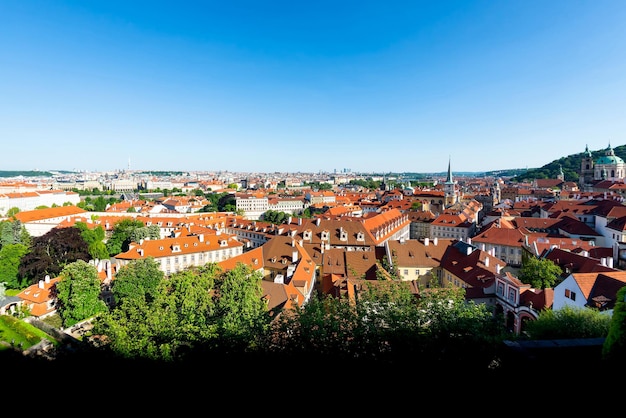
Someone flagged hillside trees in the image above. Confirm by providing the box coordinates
[92,262,268,362]
[267,284,504,367]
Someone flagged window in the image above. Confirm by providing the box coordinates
[508,289,516,303]
[497,282,504,297]
[565,289,577,301]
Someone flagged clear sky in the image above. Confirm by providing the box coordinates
[2,1,626,174]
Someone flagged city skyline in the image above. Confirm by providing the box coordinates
[2,1,626,173]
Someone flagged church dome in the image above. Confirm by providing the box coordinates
[595,145,624,165]
[596,154,624,164]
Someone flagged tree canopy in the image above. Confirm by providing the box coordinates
[105,218,147,256]
[55,260,108,328]
[518,256,563,289]
[18,227,90,286]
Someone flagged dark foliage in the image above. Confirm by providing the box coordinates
[18,227,90,285]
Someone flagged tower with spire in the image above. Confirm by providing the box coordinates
[443,157,458,208]
[579,144,595,188]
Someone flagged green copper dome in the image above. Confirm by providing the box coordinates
[596,144,624,165]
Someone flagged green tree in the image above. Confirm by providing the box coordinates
[55,260,108,328]
[525,305,611,339]
[111,257,164,307]
[602,285,626,366]
[518,256,563,289]
[75,222,108,261]
[0,243,29,288]
[0,219,30,248]
[129,224,160,243]
[106,218,146,256]
[93,196,109,212]
[94,264,220,361]
[215,263,270,351]
[6,207,20,218]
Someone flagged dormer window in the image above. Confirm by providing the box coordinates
[340,230,348,241]
[356,232,365,241]
[321,231,329,241]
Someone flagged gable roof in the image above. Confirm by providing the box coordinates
[14,206,86,223]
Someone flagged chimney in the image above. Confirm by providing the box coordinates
[433,237,438,246]
[608,256,614,268]
[424,237,429,246]
[199,234,204,242]
[298,218,302,225]
[293,250,298,263]
[467,237,472,245]
[45,274,50,283]
[484,257,489,267]
[496,264,501,274]
[466,246,472,255]
[38,280,44,289]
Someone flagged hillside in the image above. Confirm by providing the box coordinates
[511,144,626,183]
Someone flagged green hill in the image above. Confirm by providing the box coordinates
[511,144,626,183]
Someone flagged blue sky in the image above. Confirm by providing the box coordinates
[2,1,626,174]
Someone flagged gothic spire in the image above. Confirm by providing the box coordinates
[446,156,453,183]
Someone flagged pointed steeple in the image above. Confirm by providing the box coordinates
[446,156,453,183]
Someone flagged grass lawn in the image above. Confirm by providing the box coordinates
[0,315,58,352]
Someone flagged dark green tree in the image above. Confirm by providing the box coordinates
[602,285,626,366]
[18,227,90,285]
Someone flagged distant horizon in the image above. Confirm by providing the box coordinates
[0,167,532,177]
[3,2,625,172]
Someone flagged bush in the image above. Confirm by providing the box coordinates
[525,306,611,339]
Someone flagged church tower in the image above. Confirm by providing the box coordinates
[443,157,458,208]
[579,144,595,188]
